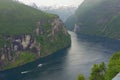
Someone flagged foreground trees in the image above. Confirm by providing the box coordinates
[105,51,120,80]
[78,74,85,80]
[89,62,106,80]
[78,51,120,80]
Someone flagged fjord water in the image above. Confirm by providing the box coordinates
[1,31,120,80]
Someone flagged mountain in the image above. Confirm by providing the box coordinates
[39,6,77,22]
[0,0,71,71]
[65,0,120,39]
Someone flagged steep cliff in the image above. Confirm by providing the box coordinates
[0,0,71,70]
[66,0,120,39]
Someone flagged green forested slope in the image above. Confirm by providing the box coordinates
[0,0,71,70]
[105,51,120,80]
[0,0,56,34]
[66,0,120,39]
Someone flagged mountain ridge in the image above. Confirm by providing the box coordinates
[65,0,120,39]
[0,0,71,71]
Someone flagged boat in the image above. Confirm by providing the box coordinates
[38,64,43,67]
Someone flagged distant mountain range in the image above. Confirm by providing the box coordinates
[38,6,77,22]
[29,2,77,22]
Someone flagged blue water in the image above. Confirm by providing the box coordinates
[1,31,120,80]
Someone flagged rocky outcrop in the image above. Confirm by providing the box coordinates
[0,17,70,71]
[0,34,40,63]
[0,0,71,71]
[51,18,68,36]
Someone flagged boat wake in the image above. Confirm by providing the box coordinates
[21,71,30,74]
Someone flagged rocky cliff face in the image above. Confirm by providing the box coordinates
[0,17,70,71]
[0,0,71,71]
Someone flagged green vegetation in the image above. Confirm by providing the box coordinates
[105,51,120,80]
[0,0,71,71]
[78,51,120,80]
[65,0,120,39]
[36,31,71,57]
[78,74,85,80]
[2,52,36,70]
[67,0,120,79]
[89,62,106,80]
[0,0,57,35]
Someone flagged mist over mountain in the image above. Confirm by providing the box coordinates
[38,6,77,22]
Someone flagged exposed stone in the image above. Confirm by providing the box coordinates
[21,35,31,49]
[14,45,18,51]
[1,54,5,60]
[51,18,68,36]
[0,17,70,71]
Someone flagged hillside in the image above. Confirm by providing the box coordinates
[65,0,120,39]
[0,0,71,71]
[0,0,56,34]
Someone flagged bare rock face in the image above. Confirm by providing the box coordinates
[0,34,41,63]
[35,21,44,35]
[51,18,68,36]
[12,35,35,51]
[21,35,31,49]
[35,17,69,37]
[1,54,5,60]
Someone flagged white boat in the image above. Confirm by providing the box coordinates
[38,64,43,67]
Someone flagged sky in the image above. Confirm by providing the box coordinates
[19,0,84,7]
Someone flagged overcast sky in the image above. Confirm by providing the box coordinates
[19,0,84,7]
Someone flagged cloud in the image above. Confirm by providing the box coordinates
[19,0,84,7]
